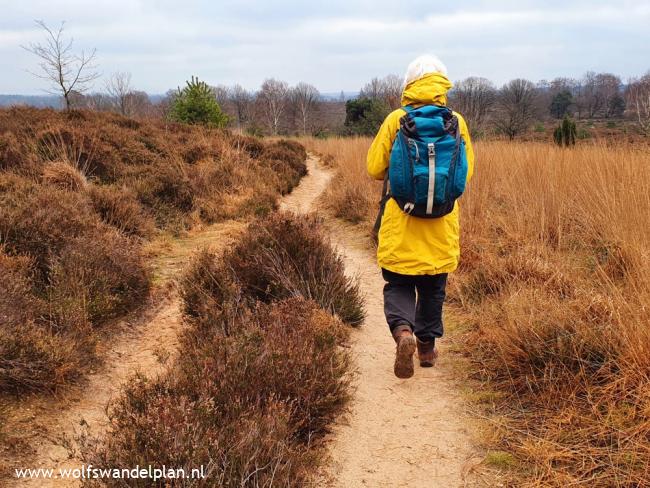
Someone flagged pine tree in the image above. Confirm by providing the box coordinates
[549,90,573,119]
[169,76,228,127]
[553,115,577,146]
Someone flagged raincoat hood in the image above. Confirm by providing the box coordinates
[401,72,453,107]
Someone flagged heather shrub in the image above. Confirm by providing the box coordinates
[82,298,350,487]
[0,250,43,328]
[226,212,365,325]
[0,249,95,393]
[0,131,30,171]
[1,108,308,232]
[260,143,308,195]
[263,142,308,175]
[0,320,95,394]
[230,133,265,158]
[84,384,308,488]
[0,173,98,280]
[88,184,154,237]
[41,160,88,191]
[179,248,243,337]
[47,231,150,327]
[0,107,308,398]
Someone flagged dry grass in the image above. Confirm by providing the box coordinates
[296,136,380,225]
[0,107,307,396]
[81,212,361,486]
[304,135,650,486]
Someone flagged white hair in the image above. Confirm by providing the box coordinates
[404,54,448,87]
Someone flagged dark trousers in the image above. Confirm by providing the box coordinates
[382,268,448,343]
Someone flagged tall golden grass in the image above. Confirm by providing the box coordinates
[296,136,382,226]
[302,135,650,486]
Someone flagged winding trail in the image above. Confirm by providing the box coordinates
[287,156,486,487]
[5,153,485,487]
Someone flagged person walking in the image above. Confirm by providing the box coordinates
[367,54,475,379]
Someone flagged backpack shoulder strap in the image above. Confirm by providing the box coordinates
[372,172,391,236]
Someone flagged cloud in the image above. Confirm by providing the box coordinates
[1,0,649,94]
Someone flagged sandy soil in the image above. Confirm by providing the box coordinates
[287,156,488,487]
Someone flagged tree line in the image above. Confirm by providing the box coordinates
[21,20,650,138]
[345,72,650,139]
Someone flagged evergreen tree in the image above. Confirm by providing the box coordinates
[343,98,389,135]
[169,76,228,127]
[553,115,577,146]
[607,94,626,118]
[549,90,573,119]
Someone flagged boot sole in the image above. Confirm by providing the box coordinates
[394,335,416,379]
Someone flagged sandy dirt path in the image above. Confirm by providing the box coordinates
[287,156,486,487]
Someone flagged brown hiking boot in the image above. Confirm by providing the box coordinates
[417,339,438,367]
[392,325,416,379]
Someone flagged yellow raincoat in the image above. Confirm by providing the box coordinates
[367,72,475,275]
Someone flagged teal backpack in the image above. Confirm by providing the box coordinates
[374,105,468,232]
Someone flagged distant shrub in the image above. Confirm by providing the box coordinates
[576,127,592,139]
[343,97,390,136]
[245,125,265,137]
[553,115,577,147]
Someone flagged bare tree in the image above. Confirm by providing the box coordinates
[626,73,650,136]
[449,77,496,134]
[22,20,99,110]
[380,74,402,109]
[494,79,538,140]
[228,84,252,128]
[106,72,133,116]
[125,91,153,118]
[360,74,402,109]
[211,84,230,110]
[577,72,622,118]
[258,78,289,135]
[291,82,320,135]
[360,77,382,99]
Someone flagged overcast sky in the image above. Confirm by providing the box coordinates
[1,0,649,95]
